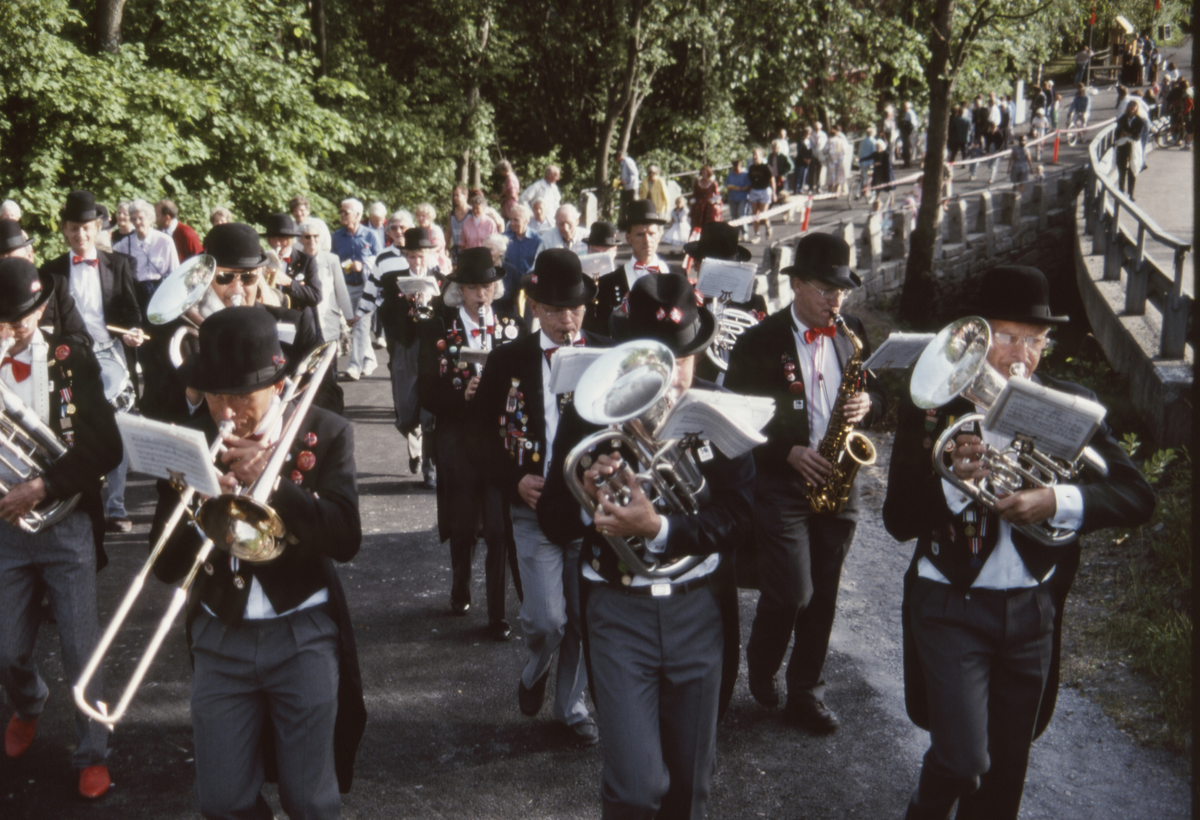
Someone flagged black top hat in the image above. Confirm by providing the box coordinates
[781,232,862,290]
[611,272,718,358]
[96,204,113,232]
[0,220,34,253]
[584,221,619,247]
[179,306,290,395]
[520,248,597,307]
[975,266,1069,326]
[683,222,752,263]
[403,227,436,250]
[61,190,100,223]
[618,199,668,232]
[261,213,302,237]
[204,223,270,269]
[446,247,503,285]
[0,258,53,324]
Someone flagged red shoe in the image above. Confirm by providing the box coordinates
[4,714,37,758]
[79,765,111,799]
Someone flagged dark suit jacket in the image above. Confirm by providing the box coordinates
[279,248,322,311]
[585,261,681,336]
[882,378,1154,740]
[171,222,205,262]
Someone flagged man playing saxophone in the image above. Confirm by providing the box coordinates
[725,232,885,733]
[149,307,365,820]
[0,258,122,799]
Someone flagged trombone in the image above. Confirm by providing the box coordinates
[73,340,338,728]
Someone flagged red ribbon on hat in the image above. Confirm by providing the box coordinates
[72,256,98,267]
[803,326,836,344]
[1,357,31,382]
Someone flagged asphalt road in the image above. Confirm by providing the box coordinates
[2,355,1191,819]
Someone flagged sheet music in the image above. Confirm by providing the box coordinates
[547,348,605,394]
[395,277,440,297]
[656,390,774,459]
[116,415,222,498]
[862,332,937,370]
[695,259,758,304]
[983,377,1107,461]
[578,252,617,278]
[457,348,488,367]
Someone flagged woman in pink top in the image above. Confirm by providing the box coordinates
[460,191,497,250]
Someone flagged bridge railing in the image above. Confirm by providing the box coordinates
[1085,123,1192,358]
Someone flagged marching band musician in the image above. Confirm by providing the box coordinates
[542,273,754,819]
[417,247,525,637]
[140,222,343,422]
[40,190,145,534]
[724,232,885,734]
[0,258,122,799]
[261,213,323,312]
[585,200,680,335]
[883,267,1154,820]
[149,307,366,820]
[473,249,608,745]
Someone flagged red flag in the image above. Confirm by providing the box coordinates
[1089,4,1096,25]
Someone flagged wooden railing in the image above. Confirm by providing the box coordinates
[1085,122,1192,358]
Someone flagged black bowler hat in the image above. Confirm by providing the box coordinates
[611,272,718,358]
[261,213,302,237]
[61,190,101,223]
[683,222,752,263]
[446,247,503,285]
[0,258,53,323]
[204,223,270,269]
[179,306,290,394]
[584,221,619,247]
[402,227,436,250]
[781,232,862,290]
[618,199,668,232]
[0,220,33,253]
[975,266,1069,325]
[520,248,597,307]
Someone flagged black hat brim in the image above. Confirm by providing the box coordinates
[260,228,303,237]
[446,268,504,285]
[618,216,668,232]
[980,310,1071,326]
[178,352,289,395]
[220,251,272,270]
[782,265,863,290]
[0,274,54,324]
[519,273,598,307]
[610,304,720,359]
[683,243,753,263]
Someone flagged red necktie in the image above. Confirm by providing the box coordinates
[803,326,836,344]
[2,357,31,382]
[72,256,98,267]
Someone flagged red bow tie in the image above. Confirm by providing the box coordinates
[72,256,98,267]
[470,327,494,338]
[2,356,31,382]
[543,338,585,364]
[633,262,657,272]
[803,326,836,344]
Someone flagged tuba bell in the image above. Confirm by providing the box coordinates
[705,294,758,372]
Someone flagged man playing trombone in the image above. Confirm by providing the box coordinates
[149,307,365,820]
[0,258,122,799]
[883,266,1155,819]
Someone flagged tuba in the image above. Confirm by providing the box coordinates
[805,315,877,514]
[148,254,218,368]
[0,337,81,532]
[563,340,707,579]
[910,317,1109,547]
[705,294,758,372]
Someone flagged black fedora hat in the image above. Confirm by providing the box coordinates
[781,232,862,290]
[611,272,718,358]
[261,213,302,237]
[403,227,436,250]
[446,247,503,285]
[618,199,668,232]
[0,220,33,253]
[520,248,597,307]
[204,223,270,269]
[584,221,619,247]
[0,258,54,323]
[975,265,1070,325]
[179,306,290,395]
[61,190,100,223]
[683,222,752,263]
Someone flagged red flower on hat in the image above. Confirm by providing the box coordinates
[304,432,318,447]
[30,280,41,294]
[290,470,304,485]
[272,355,286,366]
[656,307,666,321]
[55,345,70,361]
[297,451,316,471]
[530,274,538,284]
[694,290,706,306]
[669,307,683,324]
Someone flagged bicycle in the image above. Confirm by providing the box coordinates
[1065,112,1089,146]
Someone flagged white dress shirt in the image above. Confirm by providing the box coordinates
[0,337,39,486]
[68,250,112,345]
[518,179,562,215]
[789,308,845,447]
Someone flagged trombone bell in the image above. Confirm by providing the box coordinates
[196,496,287,563]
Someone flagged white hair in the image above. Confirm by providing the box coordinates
[555,203,580,222]
[389,209,414,228]
[545,164,561,177]
[442,278,507,308]
[300,217,333,254]
[414,203,437,220]
[482,233,510,255]
[510,203,532,222]
[0,200,20,221]
[340,198,363,215]
[130,198,155,220]
[368,200,388,217]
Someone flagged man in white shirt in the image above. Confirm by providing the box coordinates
[112,198,179,318]
[587,200,676,335]
[616,151,640,226]
[808,123,829,193]
[538,204,587,255]
[519,164,562,216]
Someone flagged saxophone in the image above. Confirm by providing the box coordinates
[805,315,877,514]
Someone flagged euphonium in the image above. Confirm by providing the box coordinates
[705,294,758,373]
[805,315,877,514]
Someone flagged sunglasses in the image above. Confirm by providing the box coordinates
[214,272,260,286]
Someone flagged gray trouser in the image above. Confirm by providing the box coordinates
[345,284,376,373]
[103,446,129,519]
[0,511,108,768]
[510,505,589,725]
[190,605,341,820]
[588,582,723,820]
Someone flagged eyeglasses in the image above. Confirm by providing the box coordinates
[993,332,1053,353]
[214,272,260,286]
[301,234,320,239]
[803,280,851,301]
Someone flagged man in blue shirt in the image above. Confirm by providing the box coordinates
[724,160,752,240]
[332,197,382,380]
[503,203,543,290]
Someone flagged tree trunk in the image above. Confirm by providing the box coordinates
[459,17,491,191]
[312,0,327,78]
[900,0,956,328]
[94,0,126,54]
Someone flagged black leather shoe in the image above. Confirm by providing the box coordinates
[567,717,600,747]
[784,700,840,734]
[408,456,420,474]
[488,620,512,641]
[748,671,780,708]
[451,600,470,616]
[518,671,549,717]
